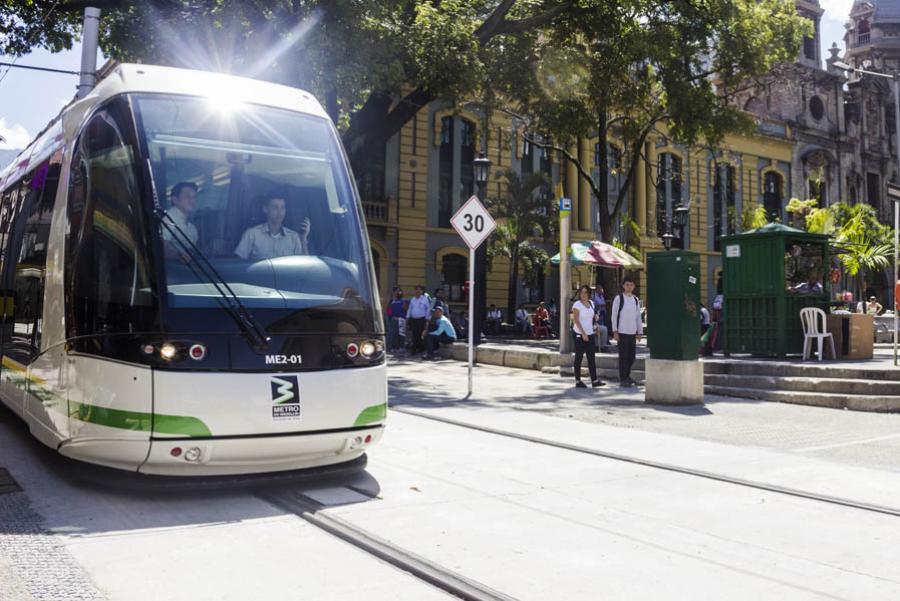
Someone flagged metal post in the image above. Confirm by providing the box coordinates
[76,7,101,99]
[467,249,475,396]
[473,182,488,347]
[559,209,572,355]
[893,76,900,365]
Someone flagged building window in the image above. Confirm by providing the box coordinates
[809,178,826,208]
[438,116,454,227]
[809,96,825,121]
[437,116,477,228]
[521,134,535,176]
[857,19,871,46]
[656,153,683,238]
[867,172,880,212]
[442,253,467,302]
[763,171,783,222]
[713,164,736,251]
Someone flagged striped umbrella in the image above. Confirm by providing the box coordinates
[550,241,643,269]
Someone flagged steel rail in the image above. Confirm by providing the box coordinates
[257,487,520,601]
[392,406,900,519]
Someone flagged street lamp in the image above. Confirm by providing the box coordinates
[473,152,492,345]
[660,203,691,251]
[833,60,900,365]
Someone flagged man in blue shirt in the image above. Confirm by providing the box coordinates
[423,306,457,360]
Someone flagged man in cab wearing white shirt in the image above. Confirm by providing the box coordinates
[163,181,199,261]
[234,196,311,260]
[611,276,643,387]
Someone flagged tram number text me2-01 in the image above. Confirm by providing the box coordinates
[265,354,303,365]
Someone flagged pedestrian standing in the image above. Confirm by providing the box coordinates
[572,285,605,388]
[592,284,608,349]
[611,276,642,387]
[406,285,431,355]
[386,287,406,351]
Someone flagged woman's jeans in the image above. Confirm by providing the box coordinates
[573,334,598,382]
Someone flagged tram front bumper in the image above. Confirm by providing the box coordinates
[138,425,384,476]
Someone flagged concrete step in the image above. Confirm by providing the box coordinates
[704,385,900,412]
[704,373,900,396]
[703,359,900,381]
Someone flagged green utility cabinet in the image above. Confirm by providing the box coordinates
[647,250,701,360]
[722,223,829,357]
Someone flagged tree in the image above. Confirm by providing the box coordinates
[495,0,809,250]
[1,1,572,175]
[485,168,554,320]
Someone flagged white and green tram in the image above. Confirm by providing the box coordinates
[0,63,386,477]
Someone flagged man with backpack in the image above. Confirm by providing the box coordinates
[611,276,643,387]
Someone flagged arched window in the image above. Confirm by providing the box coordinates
[442,253,467,302]
[763,171,783,222]
[656,153,683,240]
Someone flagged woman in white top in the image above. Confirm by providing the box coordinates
[571,285,605,388]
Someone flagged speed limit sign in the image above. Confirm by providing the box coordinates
[451,195,497,249]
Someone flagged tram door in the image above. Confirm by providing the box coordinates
[0,157,62,443]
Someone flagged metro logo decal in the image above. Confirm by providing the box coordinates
[271,375,301,420]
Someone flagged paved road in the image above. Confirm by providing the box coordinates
[2,359,900,600]
[388,356,900,472]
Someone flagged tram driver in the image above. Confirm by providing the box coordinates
[162,181,199,261]
[234,195,311,260]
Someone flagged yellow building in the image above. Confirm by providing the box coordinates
[361,101,796,315]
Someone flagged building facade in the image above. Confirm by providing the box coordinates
[361,0,900,314]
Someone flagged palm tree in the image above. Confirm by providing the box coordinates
[486,169,556,320]
[834,209,893,310]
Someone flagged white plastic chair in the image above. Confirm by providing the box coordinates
[800,307,836,361]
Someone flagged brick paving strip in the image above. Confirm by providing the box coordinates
[0,470,105,601]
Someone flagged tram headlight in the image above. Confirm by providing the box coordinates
[184,447,202,462]
[159,343,178,361]
[360,341,377,358]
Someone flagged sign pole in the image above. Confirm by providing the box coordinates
[559,195,572,355]
[467,249,475,396]
[450,195,497,398]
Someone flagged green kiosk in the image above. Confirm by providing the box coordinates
[646,249,703,404]
[721,223,829,357]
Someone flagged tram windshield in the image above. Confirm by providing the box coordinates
[134,94,377,333]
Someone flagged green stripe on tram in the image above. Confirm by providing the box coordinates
[353,403,387,427]
[69,401,212,437]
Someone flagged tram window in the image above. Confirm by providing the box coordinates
[66,99,158,344]
[8,159,61,361]
[134,94,374,313]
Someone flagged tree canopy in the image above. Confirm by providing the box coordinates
[1,1,571,172]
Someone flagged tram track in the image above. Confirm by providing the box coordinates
[256,486,520,601]
[391,405,900,519]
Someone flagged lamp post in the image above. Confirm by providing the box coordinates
[473,152,492,346]
[660,203,690,251]
[833,60,900,365]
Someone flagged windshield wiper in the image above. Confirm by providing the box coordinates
[155,209,270,350]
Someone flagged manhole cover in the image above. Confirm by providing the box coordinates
[0,468,21,494]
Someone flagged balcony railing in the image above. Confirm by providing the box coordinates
[362,199,390,223]
[856,32,871,46]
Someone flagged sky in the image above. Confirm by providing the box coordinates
[0,0,858,155]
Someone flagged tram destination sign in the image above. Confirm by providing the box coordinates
[888,182,900,202]
[451,195,497,249]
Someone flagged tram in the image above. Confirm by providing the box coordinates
[0,63,386,476]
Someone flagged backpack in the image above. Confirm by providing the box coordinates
[616,293,639,326]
